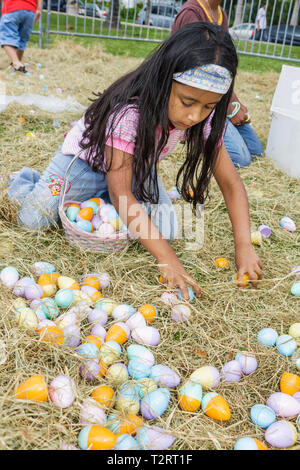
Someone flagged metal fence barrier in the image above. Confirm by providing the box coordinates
[1,0,300,61]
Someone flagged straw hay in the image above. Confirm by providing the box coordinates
[0,40,299,450]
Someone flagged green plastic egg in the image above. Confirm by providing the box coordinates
[55,288,74,308]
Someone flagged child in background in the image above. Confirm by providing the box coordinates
[7,23,263,298]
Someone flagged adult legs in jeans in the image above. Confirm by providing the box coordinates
[224,119,263,168]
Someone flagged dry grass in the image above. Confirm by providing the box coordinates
[0,40,299,450]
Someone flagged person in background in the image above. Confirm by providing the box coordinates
[0,0,42,73]
[172,0,264,168]
[255,3,267,42]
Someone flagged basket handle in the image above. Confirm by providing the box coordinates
[58,150,85,211]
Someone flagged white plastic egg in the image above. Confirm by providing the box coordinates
[49,375,76,408]
[126,312,146,331]
[80,398,107,426]
[131,326,160,346]
[0,266,19,289]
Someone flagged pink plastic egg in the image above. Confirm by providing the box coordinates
[265,420,297,448]
[49,375,76,408]
[91,323,107,341]
[126,312,146,331]
[80,398,107,426]
[24,283,44,300]
[88,308,108,326]
[131,326,160,346]
[267,392,300,418]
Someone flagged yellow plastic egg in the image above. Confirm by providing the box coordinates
[16,308,38,330]
[288,323,300,340]
[73,290,93,306]
[233,273,251,288]
[138,304,157,323]
[57,276,80,290]
[214,258,229,269]
[109,217,123,231]
[16,375,48,402]
[13,298,27,310]
[38,326,64,345]
[251,231,263,246]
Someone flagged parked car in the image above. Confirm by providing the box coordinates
[43,0,67,12]
[78,3,107,18]
[136,3,179,28]
[229,23,256,41]
[262,25,300,46]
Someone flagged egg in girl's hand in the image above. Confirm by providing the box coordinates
[176,287,195,302]
[140,388,170,420]
[78,425,117,450]
[171,304,191,323]
[232,273,250,288]
[276,335,297,356]
[265,420,297,448]
[80,398,107,427]
[280,372,300,396]
[131,326,160,347]
[189,366,220,389]
[201,392,231,421]
[234,437,268,450]
[16,375,48,402]
[136,426,174,450]
[257,328,278,347]
[0,266,19,289]
[167,186,181,200]
[49,375,76,409]
[178,381,202,412]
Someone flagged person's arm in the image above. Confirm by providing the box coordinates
[227,91,250,126]
[106,146,201,299]
[213,143,263,287]
[35,0,43,22]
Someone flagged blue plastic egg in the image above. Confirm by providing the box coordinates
[234,437,267,450]
[150,364,181,388]
[55,288,74,308]
[128,359,151,380]
[250,404,276,429]
[66,206,80,222]
[32,262,55,276]
[291,281,300,297]
[257,328,278,347]
[76,342,99,359]
[113,434,139,450]
[140,388,170,420]
[127,344,155,367]
[276,335,297,357]
[177,286,195,302]
[76,220,93,232]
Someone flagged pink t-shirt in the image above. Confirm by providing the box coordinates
[61,105,221,172]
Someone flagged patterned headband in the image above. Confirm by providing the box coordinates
[173,64,232,95]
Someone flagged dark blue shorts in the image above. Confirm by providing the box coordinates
[0,10,35,50]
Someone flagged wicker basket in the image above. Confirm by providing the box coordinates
[58,152,131,253]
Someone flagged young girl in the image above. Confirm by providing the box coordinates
[7,22,263,299]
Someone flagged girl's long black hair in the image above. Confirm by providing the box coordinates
[80,22,238,208]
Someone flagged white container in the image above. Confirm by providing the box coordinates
[266,65,300,179]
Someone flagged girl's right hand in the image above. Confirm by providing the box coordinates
[158,256,201,301]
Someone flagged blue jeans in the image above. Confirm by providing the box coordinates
[7,151,178,240]
[224,119,264,168]
[0,10,35,50]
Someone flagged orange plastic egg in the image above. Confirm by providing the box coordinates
[79,425,117,450]
[105,324,128,345]
[254,439,268,450]
[214,258,229,269]
[91,385,114,408]
[233,273,250,288]
[178,395,201,412]
[16,375,48,402]
[78,207,93,221]
[280,372,300,396]
[90,291,102,303]
[202,393,231,421]
[138,304,157,323]
[84,335,103,349]
[189,189,194,197]
[38,326,64,345]
[49,272,61,285]
[83,276,100,291]
[38,273,51,286]
[89,198,101,206]
[119,414,143,435]
[69,203,81,209]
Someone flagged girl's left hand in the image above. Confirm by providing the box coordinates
[235,244,263,288]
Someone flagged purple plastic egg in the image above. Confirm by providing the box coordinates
[150,364,181,388]
[221,360,243,383]
[258,224,271,239]
[49,375,76,409]
[13,277,35,297]
[265,420,297,448]
[24,283,43,300]
[62,324,81,348]
[79,359,100,381]
[91,323,107,341]
[137,426,174,450]
[267,392,300,418]
[81,285,97,297]
[88,308,108,326]
[235,352,258,375]
[91,215,102,230]
[80,398,107,426]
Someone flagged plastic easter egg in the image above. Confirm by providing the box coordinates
[49,272,61,285]
[276,335,297,356]
[114,434,139,450]
[77,220,94,232]
[289,323,300,339]
[160,292,179,306]
[128,359,151,380]
[257,328,278,347]
[37,319,56,330]
[127,344,155,368]
[57,276,79,290]
[280,372,300,396]
[109,217,123,231]
[91,385,115,408]
[94,298,118,316]
[171,304,192,323]
[251,231,263,246]
[177,287,195,302]
[280,216,296,232]
[41,283,57,298]
[38,325,64,345]
[202,392,231,421]
[126,312,146,331]
[116,384,140,415]
[88,308,107,326]
[15,307,38,330]
[99,341,121,365]
[291,281,300,297]
[73,291,93,307]
[235,352,258,375]
[265,420,297,448]
[66,206,80,222]
[91,215,102,230]
[56,311,78,330]
[0,266,19,289]
[99,204,119,221]
[41,297,59,319]
[136,378,157,399]
[178,381,203,412]
[97,222,115,236]
[55,288,74,308]
[293,391,300,404]
[131,326,160,346]
[81,285,102,303]
[167,186,181,200]
[112,304,136,322]
[221,360,243,383]
[13,298,27,310]
[214,258,229,269]
[267,392,300,418]
[60,442,79,450]
[77,207,94,222]
[137,426,174,450]
[250,404,276,429]
[80,398,107,427]
[82,276,100,291]
[106,363,129,387]
[140,388,170,420]
[106,322,130,345]
[79,359,100,381]
[232,273,250,287]
[33,306,46,321]
[150,364,181,388]
[49,375,76,409]
[91,323,107,341]
[32,262,55,277]
[84,335,103,349]
[76,342,99,359]
[81,200,99,215]
[96,272,110,289]
[118,414,143,436]
[78,425,116,450]
[136,304,157,323]
[24,283,43,300]
[234,437,268,450]
[63,324,81,348]
[13,277,35,297]
[258,224,271,239]
[16,375,48,402]
[190,366,220,389]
